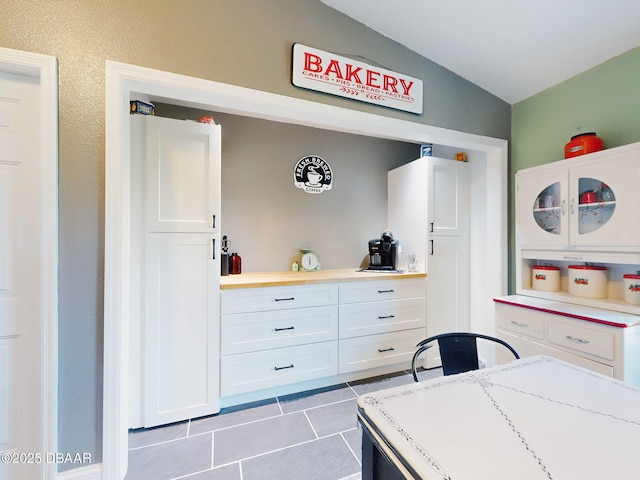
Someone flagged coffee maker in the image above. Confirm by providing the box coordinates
[367,230,399,270]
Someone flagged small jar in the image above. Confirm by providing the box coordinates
[568,265,608,298]
[564,132,604,158]
[623,273,640,305]
[531,265,560,292]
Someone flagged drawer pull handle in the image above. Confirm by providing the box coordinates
[378,347,395,353]
[378,289,395,294]
[511,321,528,327]
[566,335,589,344]
[275,297,295,302]
[274,364,294,371]
[378,315,395,319]
[275,326,295,332]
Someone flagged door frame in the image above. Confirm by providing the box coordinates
[0,47,59,479]
[104,61,508,478]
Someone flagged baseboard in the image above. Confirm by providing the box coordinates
[57,463,103,480]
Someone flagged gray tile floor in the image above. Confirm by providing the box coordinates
[125,368,442,480]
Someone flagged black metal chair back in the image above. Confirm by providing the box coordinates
[411,332,520,381]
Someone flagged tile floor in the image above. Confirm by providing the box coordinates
[125,368,443,480]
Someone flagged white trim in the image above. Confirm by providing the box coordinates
[0,47,59,480]
[56,464,102,480]
[104,60,508,478]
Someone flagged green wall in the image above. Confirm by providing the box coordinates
[510,45,640,289]
[512,46,640,170]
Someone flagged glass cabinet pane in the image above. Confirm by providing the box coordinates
[577,177,616,234]
[532,182,561,235]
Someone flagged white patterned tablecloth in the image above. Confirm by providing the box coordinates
[357,355,640,479]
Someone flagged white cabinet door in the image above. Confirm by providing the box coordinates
[516,168,568,247]
[427,157,469,237]
[569,154,640,247]
[144,115,221,233]
[424,235,469,367]
[143,233,220,427]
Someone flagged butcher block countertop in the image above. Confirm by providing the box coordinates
[220,268,426,290]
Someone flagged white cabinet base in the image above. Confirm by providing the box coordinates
[495,296,640,384]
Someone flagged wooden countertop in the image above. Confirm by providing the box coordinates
[220,268,426,289]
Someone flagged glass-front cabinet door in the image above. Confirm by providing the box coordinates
[516,170,569,247]
[569,156,638,247]
[517,153,640,249]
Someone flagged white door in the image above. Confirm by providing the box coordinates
[0,65,53,479]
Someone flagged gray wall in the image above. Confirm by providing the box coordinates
[1,0,510,468]
[158,106,420,271]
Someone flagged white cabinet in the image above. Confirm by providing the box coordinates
[129,115,221,428]
[495,297,640,384]
[388,157,469,367]
[516,144,640,249]
[338,279,426,373]
[507,143,640,384]
[219,276,426,400]
[220,285,339,396]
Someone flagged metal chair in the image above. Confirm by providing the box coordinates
[411,332,520,381]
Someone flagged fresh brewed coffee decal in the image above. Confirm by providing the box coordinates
[294,155,333,194]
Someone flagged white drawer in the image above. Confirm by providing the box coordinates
[495,304,545,340]
[497,331,614,377]
[221,341,338,396]
[547,320,615,361]
[338,328,425,374]
[339,279,425,304]
[221,284,338,314]
[221,305,338,355]
[339,297,426,339]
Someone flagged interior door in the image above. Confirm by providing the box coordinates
[0,68,47,479]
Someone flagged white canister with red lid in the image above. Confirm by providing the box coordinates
[568,265,608,298]
[531,265,560,292]
[623,273,640,305]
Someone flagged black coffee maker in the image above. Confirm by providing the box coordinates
[367,230,399,270]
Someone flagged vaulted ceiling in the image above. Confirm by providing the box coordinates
[322,0,640,104]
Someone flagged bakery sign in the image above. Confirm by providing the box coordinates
[292,44,423,114]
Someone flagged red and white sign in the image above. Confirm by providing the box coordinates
[292,44,423,114]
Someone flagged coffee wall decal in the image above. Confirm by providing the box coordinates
[293,155,333,194]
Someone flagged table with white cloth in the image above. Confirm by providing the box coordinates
[356,355,640,479]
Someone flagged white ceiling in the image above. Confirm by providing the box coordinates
[321,0,640,104]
